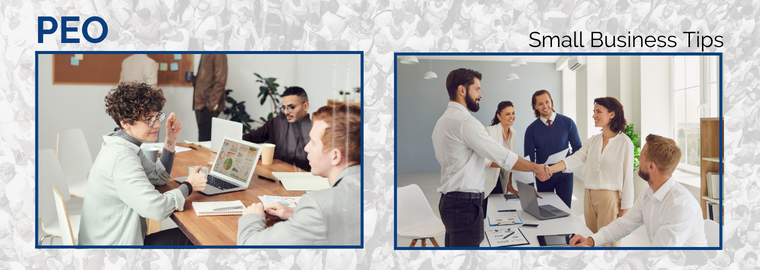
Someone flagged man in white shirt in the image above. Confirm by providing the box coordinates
[570,134,708,247]
[433,68,552,247]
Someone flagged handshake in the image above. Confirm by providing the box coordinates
[532,163,553,181]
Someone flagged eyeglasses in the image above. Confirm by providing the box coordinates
[280,102,305,113]
[139,112,166,127]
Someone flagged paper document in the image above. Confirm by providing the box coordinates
[485,228,529,247]
[141,142,191,153]
[488,211,523,226]
[513,170,534,184]
[544,148,569,165]
[272,172,331,191]
[258,195,301,207]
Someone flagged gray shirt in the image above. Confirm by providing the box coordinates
[242,113,312,171]
[78,131,186,245]
[237,165,361,245]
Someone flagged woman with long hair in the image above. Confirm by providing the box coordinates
[549,97,634,247]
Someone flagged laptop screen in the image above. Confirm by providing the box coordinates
[212,139,261,183]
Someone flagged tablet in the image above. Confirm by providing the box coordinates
[537,233,575,246]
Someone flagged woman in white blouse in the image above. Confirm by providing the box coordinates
[485,101,519,195]
[548,97,634,247]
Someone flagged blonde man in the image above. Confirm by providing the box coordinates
[237,105,361,245]
[570,134,707,247]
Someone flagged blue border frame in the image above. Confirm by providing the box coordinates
[35,51,364,249]
[393,52,723,250]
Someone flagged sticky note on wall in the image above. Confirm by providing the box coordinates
[170,63,179,71]
[174,54,182,60]
[159,63,167,71]
[71,57,79,66]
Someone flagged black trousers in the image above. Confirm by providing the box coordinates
[195,108,220,142]
[439,192,484,247]
[144,228,193,246]
[536,172,574,208]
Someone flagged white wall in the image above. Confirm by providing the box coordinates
[39,54,360,159]
[639,56,671,140]
[562,68,577,122]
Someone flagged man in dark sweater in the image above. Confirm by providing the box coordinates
[242,87,312,171]
[524,90,582,208]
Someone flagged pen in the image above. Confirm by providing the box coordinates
[258,175,278,183]
[502,231,515,239]
[213,206,244,211]
[189,146,198,150]
[498,209,517,212]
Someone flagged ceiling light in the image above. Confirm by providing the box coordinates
[399,56,419,64]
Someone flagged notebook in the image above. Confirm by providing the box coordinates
[271,172,331,191]
[192,200,246,216]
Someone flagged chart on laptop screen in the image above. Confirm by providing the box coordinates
[213,141,260,182]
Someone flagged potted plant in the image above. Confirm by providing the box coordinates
[223,89,253,133]
[624,123,641,170]
[254,73,284,124]
[353,86,361,103]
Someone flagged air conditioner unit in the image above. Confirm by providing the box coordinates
[567,56,586,71]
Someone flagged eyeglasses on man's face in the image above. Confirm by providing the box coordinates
[139,112,166,127]
[280,102,305,113]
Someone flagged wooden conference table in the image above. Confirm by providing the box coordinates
[155,143,306,245]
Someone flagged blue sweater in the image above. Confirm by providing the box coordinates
[524,113,582,164]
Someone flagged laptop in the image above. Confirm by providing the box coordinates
[515,177,571,220]
[210,118,243,152]
[200,136,262,195]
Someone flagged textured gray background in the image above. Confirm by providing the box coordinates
[0,0,751,268]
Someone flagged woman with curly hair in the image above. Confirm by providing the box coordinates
[78,82,207,245]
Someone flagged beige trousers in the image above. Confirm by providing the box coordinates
[584,189,621,247]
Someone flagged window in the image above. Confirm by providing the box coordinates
[671,56,719,176]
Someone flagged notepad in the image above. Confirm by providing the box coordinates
[192,200,245,216]
[485,227,529,247]
[272,172,331,191]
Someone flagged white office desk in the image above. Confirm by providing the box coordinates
[480,192,593,247]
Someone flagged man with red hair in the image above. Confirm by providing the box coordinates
[237,104,361,245]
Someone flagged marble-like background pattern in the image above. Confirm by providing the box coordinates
[0,0,753,268]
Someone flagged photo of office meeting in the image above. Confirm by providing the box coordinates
[37,53,362,246]
[396,55,721,248]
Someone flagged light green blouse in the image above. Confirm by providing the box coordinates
[78,132,185,245]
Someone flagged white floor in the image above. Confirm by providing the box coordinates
[396,172,651,247]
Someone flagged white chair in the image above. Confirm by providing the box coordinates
[39,149,81,245]
[52,185,76,245]
[397,184,445,247]
[57,128,93,198]
[705,219,719,247]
